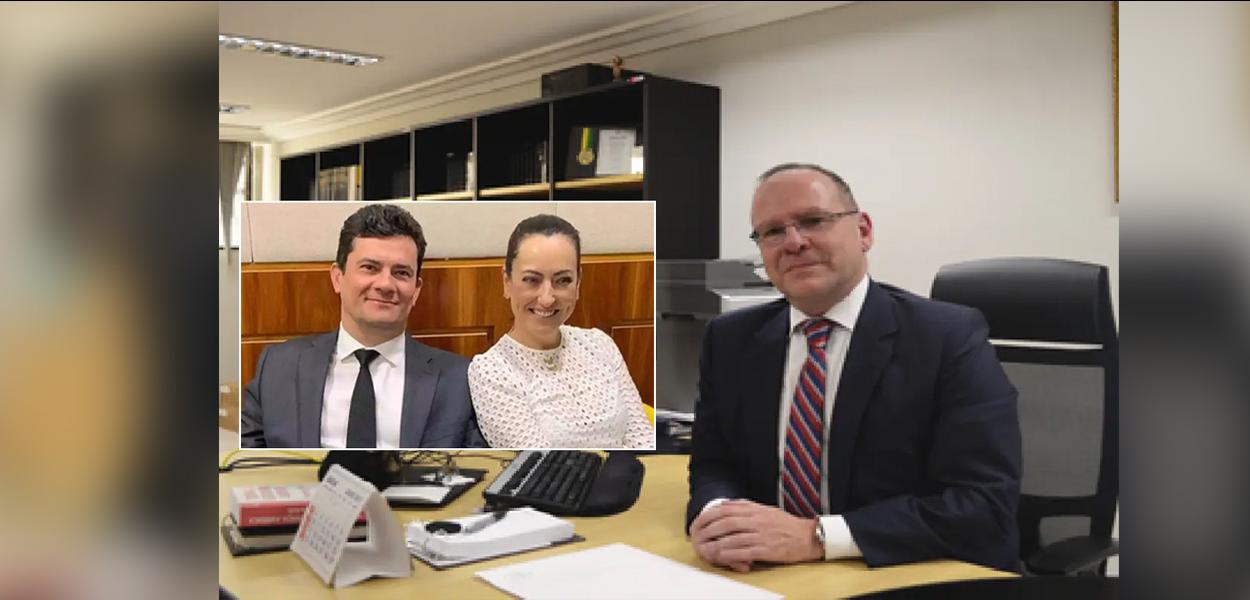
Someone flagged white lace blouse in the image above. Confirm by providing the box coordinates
[468,325,654,448]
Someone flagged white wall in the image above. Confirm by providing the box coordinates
[627,0,1118,303]
[253,142,279,202]
[220,248,239,385]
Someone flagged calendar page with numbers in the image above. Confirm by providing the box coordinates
[291,464,373,585]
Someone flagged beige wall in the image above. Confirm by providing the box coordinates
[242,201,654,263]
[220,248,240,385]
[1120,1,1250,206]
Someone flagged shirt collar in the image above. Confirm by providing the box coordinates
[335,324,406,367]
[788,272,871,333]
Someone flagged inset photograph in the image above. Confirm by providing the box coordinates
[239,201,655,450]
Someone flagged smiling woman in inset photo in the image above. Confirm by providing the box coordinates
[467,214,652,449]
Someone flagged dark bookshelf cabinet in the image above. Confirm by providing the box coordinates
[278,75,719,258]
[551,82,643,198]
[478,104,549,200]
[279,153,315,201]
[363,133,411,201]
[415,119,473,200]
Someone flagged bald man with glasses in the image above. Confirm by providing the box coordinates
[686,164,1022,573]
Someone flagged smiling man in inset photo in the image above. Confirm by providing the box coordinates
[241,204,485,448]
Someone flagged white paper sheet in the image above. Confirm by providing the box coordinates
[475,543,781,600]
[595,129,636,176]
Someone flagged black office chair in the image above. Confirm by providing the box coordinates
[931,257,1118,576]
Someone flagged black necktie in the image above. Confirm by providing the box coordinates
[346,348,380,447]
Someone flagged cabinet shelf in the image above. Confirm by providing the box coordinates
[555,174,644,193]
[479,183,551,198]
[363,133,411,201]
[416,190,473,201]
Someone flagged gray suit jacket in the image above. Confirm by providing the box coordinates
[240,332,486,448]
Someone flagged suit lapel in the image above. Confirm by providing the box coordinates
[826,282,897,512]
[746,306,790,503]
[400,337,439,448]
[297,332,336,447]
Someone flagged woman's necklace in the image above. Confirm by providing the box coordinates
[540,334,563,371]
[511,330,563,371]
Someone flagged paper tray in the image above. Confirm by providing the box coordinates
[383,466,488,507]
[410,534,586,570]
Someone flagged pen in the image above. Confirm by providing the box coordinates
[460,509,509,535]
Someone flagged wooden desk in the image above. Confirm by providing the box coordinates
[219,453,1014,599]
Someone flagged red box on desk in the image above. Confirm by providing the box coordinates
[229,484,366,528]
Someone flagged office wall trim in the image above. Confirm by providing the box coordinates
[267,1,851,147]
[220,124,269,143]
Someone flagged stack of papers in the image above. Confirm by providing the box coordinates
[475,543,781,600]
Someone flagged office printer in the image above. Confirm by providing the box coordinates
[655,259,781,447]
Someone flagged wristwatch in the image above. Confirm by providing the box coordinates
[813,519,827,559]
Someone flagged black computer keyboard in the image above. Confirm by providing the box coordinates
[483,450,603,515]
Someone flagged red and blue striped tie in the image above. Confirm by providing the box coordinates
[782,318,834,517]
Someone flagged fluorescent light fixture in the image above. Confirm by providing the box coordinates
[219,33,382,67]
[219,103,250,114]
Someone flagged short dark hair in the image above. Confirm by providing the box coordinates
[505,214,581,276]
[757,162,859,211]
[335,204,427,276]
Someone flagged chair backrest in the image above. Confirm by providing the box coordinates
[931,257,1118,563]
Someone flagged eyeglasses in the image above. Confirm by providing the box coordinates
[749,210,859,247]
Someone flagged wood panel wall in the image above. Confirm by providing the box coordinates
[241,253,654,406]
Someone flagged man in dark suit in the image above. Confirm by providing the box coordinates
[241,204,485,448]
[687,164,1020,572]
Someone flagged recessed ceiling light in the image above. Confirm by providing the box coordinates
[220,103,250,114]
[219,33,382,67]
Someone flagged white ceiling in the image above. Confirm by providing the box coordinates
[219,1,701,131]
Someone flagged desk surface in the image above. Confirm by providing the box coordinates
[854,576,1118,599]
[218,452,1014,599]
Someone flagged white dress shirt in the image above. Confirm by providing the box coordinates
[775,273,869,560]
[702,273,870,561]
[320,326,406,448]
